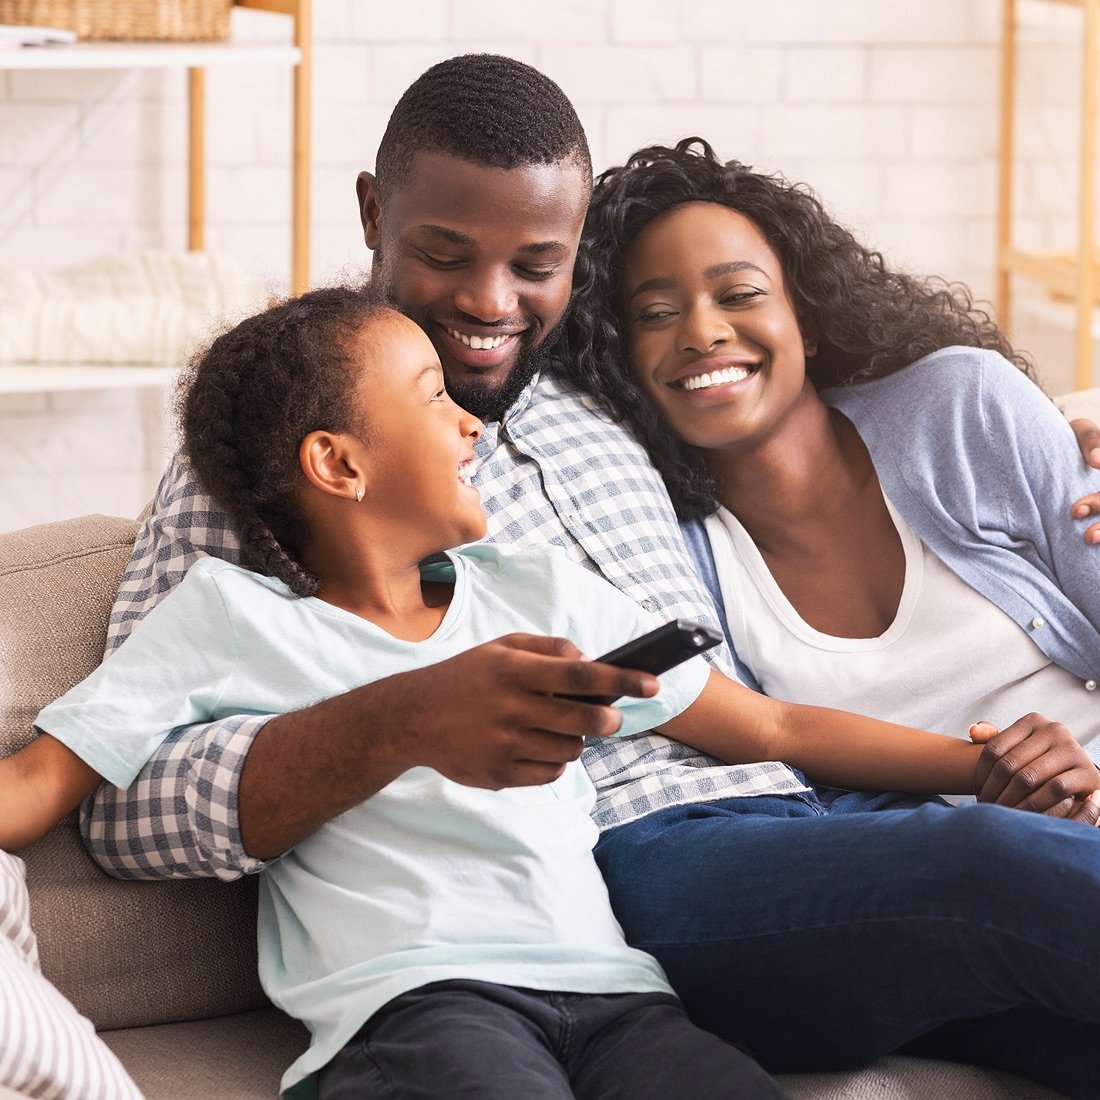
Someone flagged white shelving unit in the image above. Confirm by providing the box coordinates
[0,0,312,396]
[0,39,299,70]
[0,363,177,395]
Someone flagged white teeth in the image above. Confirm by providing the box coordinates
[681,366,752,391]
[448,328,509,350]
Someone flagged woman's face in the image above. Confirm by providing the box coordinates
[622,200,815,453]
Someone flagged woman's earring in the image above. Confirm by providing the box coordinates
[354,486,363,503]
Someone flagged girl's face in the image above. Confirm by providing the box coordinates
[622,201,815,454]
[354,311,487,551]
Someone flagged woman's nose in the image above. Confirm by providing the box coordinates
[678,305,731,354]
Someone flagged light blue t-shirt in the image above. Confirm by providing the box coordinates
[37,542,709,1097]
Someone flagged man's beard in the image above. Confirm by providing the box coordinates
[446,318,566,423]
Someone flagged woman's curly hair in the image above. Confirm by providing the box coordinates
[563,137,1033,519]
[178,284,387,597]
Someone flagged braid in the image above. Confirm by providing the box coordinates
[179,285,387,597]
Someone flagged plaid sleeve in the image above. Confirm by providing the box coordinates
[80,715,272,881]
[106,450,243,653]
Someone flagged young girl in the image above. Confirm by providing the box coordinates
[567,137,1100,762]
[3,287,1098,1097]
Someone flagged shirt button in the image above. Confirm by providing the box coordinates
[1086,680,1098,692]
[562,512,578,526]
[1030,617,1045,630]
[641,599,656,612]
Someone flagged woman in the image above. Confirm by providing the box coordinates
[567,137,1100,764]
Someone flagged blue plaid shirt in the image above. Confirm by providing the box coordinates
[86,369,805,879]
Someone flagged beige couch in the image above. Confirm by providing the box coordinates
[4,385,1097,1097]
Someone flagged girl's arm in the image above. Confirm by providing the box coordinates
[0,735,102,851]
[658,670,1099,811]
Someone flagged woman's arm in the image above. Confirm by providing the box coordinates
[0,735,101,851]
[658,670,1100,813]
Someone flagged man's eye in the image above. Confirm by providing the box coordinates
[517,266,558,281]
[420,251,464,268]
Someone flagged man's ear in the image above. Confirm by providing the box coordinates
[357,172,381,251]
[300,430,366,501]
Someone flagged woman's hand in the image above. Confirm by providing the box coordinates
[969,716,1100,826]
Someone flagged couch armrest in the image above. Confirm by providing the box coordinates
[1055,386,1100,424]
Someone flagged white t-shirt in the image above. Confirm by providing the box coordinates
[705,499,1100,754]
[36,543,709,1096]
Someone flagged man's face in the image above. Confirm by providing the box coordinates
[357,150,589,421]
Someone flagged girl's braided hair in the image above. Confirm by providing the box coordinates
[178,285,387,597]
[563,137,1034,520]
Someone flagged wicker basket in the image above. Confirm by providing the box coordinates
[0,0,232,41]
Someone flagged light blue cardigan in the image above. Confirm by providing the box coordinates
[682,346,1100,693]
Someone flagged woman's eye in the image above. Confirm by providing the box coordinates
[722,288,762,305]
[636,307,675,323]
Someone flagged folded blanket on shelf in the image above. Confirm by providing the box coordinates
[0,251,268,365]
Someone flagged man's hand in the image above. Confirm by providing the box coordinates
[388,634,659,790]
[969,715,1100,826]
[238,634,659,859]
[1070,417,1100,545]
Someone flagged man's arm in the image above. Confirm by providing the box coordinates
[84,634,662,874]
[236,635,660,859]
[82,715,268,880]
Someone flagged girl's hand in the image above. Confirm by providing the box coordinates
[969,716,1100,826]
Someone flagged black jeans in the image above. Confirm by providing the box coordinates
[317,979,787,1099]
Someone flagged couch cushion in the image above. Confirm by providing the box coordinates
[780,1055,1066,1098]
[0,515,267,1030]
[101,1007,308,1100]
[0,514,139,761]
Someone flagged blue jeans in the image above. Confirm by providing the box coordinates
[593,788,1100,1100]
[316,980,786,1099]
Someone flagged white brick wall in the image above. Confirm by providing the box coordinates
[0,0,1086,532]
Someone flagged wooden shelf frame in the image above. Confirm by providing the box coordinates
[997,0,1099,390]
[0,1,312,395]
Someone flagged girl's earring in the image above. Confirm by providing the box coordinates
[354,486,363,503]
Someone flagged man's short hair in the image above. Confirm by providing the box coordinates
[374,54,592,196]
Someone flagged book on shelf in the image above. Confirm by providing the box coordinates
[0,24,77,49]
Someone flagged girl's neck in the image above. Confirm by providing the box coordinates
[304,530,452,643]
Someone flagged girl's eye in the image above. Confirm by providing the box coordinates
[430,388,447,402]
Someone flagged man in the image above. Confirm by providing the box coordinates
[92,54,1100,1096]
